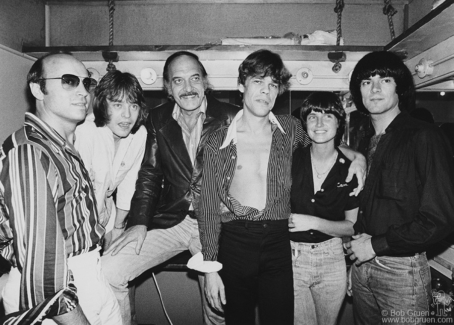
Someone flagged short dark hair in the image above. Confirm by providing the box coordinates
[238,49,291,95]
[300,92,346,146]
[162,51,210,98]
[93,70,147,134]
[27,52,74,94]
[349,51,415,114]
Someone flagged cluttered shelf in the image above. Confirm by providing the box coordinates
[22,44,383,62]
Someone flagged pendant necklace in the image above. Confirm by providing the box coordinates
[311,151,338,179]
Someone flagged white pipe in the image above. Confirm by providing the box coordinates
[0,44,36,61]
[45,4,50,46]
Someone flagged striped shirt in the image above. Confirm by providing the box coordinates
[198,112,310,261]
[0,113,104,323]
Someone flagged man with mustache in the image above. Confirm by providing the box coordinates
[102,51,240,325]
[0,53,121,324]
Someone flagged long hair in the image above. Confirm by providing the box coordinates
[238,49,292,95]
[93,70,147,134]
[349,51,415,114]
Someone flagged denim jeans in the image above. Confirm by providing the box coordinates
[352,253,431,325]
[291,237,347,325]
[101,216,224,325]
[219,219,294,325]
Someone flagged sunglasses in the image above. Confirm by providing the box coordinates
[38,74,97,92]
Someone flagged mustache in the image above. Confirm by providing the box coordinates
[180,92,199,98]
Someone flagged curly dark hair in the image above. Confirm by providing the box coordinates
[238,49,292,95]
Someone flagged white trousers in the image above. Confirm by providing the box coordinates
[2,248,122,325]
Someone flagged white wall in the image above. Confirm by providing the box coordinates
[0,46,35,143]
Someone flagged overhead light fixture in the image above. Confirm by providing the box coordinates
[295,68,313,85]
[140,68,157,85]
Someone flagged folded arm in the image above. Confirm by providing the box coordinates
[289,208,358,237]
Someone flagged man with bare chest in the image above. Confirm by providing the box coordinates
[194,50,304,325]
[194,50,365,325]
[230,124,272,210]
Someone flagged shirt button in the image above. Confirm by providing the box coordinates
[121,162,125,166]
[320,189,324,192]
[310,231,314,235]
[311,199,315,203]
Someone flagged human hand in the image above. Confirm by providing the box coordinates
[346,154,366,196]
[104,225,147,256]
[288,213,317,232]
[103,227,125,251]
[344,233,375,266]
[205,272,226,312]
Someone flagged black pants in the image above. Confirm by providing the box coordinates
[219,219,294,325]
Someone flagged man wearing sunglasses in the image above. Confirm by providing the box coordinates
[0,53,122,325]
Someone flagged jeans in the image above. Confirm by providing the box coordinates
[101,216,224,325]
[219,219,294,325]
[352,253,432,325]
[291,237,347,325]
[3,249,121,325]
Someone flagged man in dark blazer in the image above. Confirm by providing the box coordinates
[102,51,239,325]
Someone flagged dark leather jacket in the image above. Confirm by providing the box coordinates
[127,95,240,230]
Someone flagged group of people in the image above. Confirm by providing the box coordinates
[0,46,453,325]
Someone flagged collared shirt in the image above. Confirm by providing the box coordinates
[172,97,207,165]
[75,114,147,230]
[290,146,359,243]
[0,112,104,322]
[199,112,311,261]
[355,112,454,256]
[220,109,286,148]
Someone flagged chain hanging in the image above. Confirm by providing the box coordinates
[383,0,397,40]
[107,0,116,71]
[330,0,345,73]
[334,0,344,47]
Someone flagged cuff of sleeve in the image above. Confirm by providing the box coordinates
[371,234,390,256]
[125,214,148,229]
[187,252,223,273]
